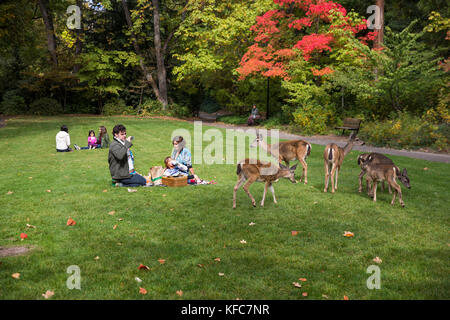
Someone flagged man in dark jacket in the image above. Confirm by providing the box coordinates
[108,124,147,187]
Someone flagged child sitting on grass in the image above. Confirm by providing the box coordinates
[163,156,202,183]
[88,130,97,149]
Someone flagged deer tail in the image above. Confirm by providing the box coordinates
[394,166,400,178]
[236,163,242,175]
[306,143,311,157]
[328,148,333,161]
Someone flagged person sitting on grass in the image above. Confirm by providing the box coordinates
[163,156,204,184]
[75,129,100,150]
[88,130,97,149]
[56,125,73,152]
[97,126,110,148]
[108,124,149,187]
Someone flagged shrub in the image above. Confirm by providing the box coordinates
[139,99,165,116]
[291,103,334,135]
[0,90,27,115]
[217,115,248,125]
[29,98,62,116]
[359,112,449,151]
[102,99,128,116]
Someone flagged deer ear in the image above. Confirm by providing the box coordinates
[279,162,287,169]
[357,155,362,165]
[290,164,298,171]
[402,168,408,175]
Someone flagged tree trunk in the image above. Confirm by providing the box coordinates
[121,0,163,104]
[38,0,58,67]
[152,0,168,108]
[374,0,384,50]
[73,0,83,73]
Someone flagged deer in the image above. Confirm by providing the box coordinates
[232,159,297,208]
[361,162,410,207]
[323,132,364,193]
[357,153,411,194]
[250,133,311,184]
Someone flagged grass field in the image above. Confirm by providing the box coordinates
[0,116,449,300]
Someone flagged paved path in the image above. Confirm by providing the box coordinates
[197,121,450,163]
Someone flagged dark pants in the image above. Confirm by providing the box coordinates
[57,148,73,152]
[118,173,147,187]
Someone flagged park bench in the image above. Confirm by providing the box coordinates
[335,117,362,135]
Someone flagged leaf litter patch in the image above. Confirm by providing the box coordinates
[0,246,33,257]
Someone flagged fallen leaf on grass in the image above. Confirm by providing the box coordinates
[7,191,13,195]
[302,292,308,297]
[249,222,256,226]
[298,278,307,282]
[42,290,54,299]
[138,264,150,270]
[344,295,349,300]
[291,231,299,236]
[322,294,329,299]
[66,218,76,226]
[157,259,166,265]
[12,273,20,279]
[118,218,123,221]
[113,224,118,230]
[108,210,115,216]
[218,273,225,276]
[128,189,137,193]
[214,257,221,262]
[240,240,247,244]
[162,194,166,197]
[197,264,204,268]
[373,257,382,264]
[135,277,142,283]
[26,224,36,229]
[176,290,183,297]
[94,256,100,261]
[103,189,108,193]
[20,233,28,240]
[423,167,429,171]
[343,231,354,238]
[46,190,51,193]
[292,282,302,288]
[139,287,147,295]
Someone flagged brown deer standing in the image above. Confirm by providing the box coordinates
[361,162,407,207]
[250,134,311,184]
[357,153,411,193]
[323,132,364,193]
[232,159,297,208]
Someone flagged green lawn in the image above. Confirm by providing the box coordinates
[0,116,449,300]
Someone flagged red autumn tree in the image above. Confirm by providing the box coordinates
[237,0,378,81]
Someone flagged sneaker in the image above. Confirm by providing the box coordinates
[115,182,123,187]
[74,144,80,150]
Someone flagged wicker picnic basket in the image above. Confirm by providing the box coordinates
[162,175,188,187]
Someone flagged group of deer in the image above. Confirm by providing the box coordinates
[233,132,410,208]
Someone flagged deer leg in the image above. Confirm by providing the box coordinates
[388,184,392,194]
[358,170,365,193]
[372,181,378,202]
[324,162,330,192]
[243,178,257,207]
[330,165,337,193]
[390,180,404,207]
[381,181,385,192]
[232,175,246,209]
[299,158,308,184]
[269,183,277,204]
[261,181,269,207]
[335,167,339,191]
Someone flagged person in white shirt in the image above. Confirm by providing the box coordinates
[56,125,73,152]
